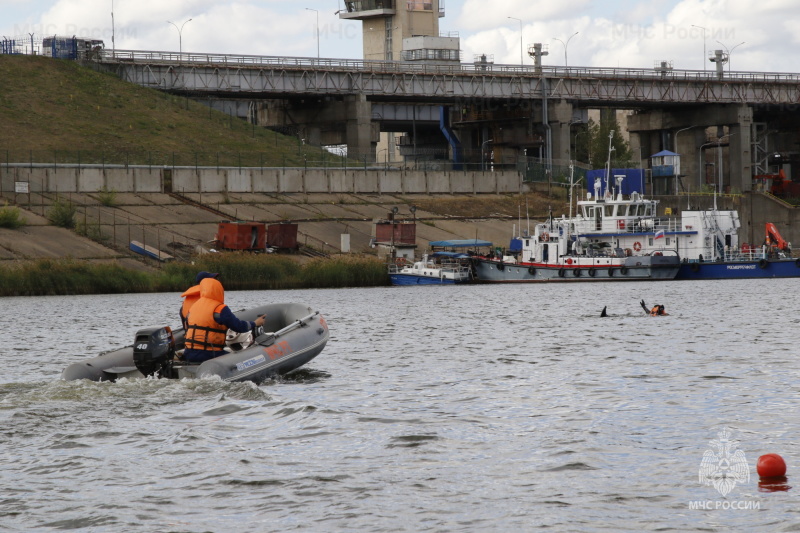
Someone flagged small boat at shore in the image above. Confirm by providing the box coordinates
[388,240,489,285]
[388,253,474,285]
[61,303,329,384]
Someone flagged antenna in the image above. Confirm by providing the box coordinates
[111,0,115,54]
[604,130,616,198]
[526,197,530,237]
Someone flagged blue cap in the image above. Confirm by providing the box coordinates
[195,271,219,284]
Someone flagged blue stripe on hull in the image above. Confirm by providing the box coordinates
[389,274,460,286]
[677,260,800,279]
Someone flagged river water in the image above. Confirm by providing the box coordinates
[1,280,798,532]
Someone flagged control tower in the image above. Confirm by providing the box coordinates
[339,1,446,61]
[339,1,459,165]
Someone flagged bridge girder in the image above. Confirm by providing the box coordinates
[106,61,800,107]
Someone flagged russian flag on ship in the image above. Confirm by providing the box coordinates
[654,230,665,240]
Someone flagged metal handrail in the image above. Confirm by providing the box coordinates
[92,49,800,84]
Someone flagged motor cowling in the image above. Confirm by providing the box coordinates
[133,326,175,377]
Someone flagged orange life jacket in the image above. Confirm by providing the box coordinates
[185,278,227,351]
[180,284,202,328]
[650,306,660,317]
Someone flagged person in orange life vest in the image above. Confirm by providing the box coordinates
[650,304,668,316]
[180,271,219,330]
[183,277,266,363]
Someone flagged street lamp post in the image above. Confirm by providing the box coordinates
[481,139,494,171]
[716,40,745,72]
[167,18,192,55]
[698,141,715,194]
[507,17,523,65]
[674,125,696,195]
[306,8,320,59]
[691,25,707,72]
[553,31,579,67]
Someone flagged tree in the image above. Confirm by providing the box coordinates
[574,116,634,169]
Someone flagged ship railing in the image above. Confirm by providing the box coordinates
[720,247,767,262]
[439,259,473,273]
[570,218,684,234]
[685,247,768,263]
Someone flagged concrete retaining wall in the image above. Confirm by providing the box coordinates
[0,167,525,196]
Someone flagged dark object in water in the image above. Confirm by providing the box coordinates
[600,306,608,317]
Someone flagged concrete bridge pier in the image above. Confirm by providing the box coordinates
[548,100,575,164]
[628,104,753,195]
[345,94,378,162]
[256,96,379,162]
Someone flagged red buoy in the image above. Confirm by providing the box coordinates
[757,453,787,478]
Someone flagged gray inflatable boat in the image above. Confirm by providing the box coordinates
[62,303,329,384]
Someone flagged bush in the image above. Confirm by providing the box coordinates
[97,187,117,207]
[47,198,76,228]
[0,202,25,229]
[75,220,107,243]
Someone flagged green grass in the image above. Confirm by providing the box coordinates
[0,55,351,167]
[0,254,390,296]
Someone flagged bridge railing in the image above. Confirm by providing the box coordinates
[91,49,800,84]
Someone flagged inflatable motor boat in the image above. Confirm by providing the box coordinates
[62,303,329,384]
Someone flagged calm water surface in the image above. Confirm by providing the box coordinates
[1,280,798,532]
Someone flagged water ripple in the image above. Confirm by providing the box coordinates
[0,282,798,531]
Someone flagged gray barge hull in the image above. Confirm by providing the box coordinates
[473,255,681,282]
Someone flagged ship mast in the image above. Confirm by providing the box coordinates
[604,130,616,199]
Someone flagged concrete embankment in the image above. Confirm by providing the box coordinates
[1,165,797,267]
[0,190,532,267]
[0,167,537,267]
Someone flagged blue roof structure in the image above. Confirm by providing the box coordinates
[651,150,679,158]
[429,239,493,248]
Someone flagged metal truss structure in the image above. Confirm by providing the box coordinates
[99,50,800,106]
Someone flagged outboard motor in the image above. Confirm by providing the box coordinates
[133,326,175,377]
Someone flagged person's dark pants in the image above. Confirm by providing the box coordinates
[183,349,226,363]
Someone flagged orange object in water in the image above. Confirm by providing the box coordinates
[757,453,787,478]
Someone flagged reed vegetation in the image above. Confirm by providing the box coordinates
[0,254,390,296]
[0,259,154,296]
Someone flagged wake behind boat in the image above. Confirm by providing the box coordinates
[61,303,329,384]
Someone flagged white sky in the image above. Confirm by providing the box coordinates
[1,0,798,72]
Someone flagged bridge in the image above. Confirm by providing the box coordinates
[90,50,800,193]
[100,50,800,104]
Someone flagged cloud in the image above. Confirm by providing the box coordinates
[459,0,800,72]
[455,0,592,31]
[14,0,327,57]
